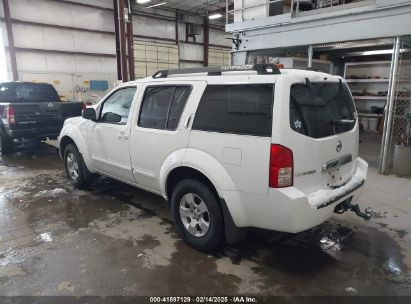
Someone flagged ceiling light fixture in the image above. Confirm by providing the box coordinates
[137,0,151,4]
[147,2,167,8]
[208,13,222,19]
[361,49,408,55]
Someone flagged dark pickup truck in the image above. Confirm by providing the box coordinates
[0,81,85,154]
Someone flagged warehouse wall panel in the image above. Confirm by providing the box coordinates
[134,15,176,41]
[10,0,114,32]
[210,28,231,47]
[0,0,231,100]
[180,43,203,62]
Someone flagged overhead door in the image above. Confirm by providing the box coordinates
[209,46,231,66]
[134,39,179,78]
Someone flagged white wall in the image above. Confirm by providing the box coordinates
[0,0,232,100]
[0,0,117,101]
[134,15,176,41]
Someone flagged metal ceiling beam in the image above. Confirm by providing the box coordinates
[227,2,411,52]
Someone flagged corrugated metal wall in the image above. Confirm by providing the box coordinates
[0,0,232,101]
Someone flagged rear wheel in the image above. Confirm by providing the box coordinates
[0,133,14,155]
[64,144,95,188]
[171,179,224,251]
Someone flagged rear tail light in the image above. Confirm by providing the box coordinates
[6,105,16,125]
[269,144,293,188]
[81,103,87,112]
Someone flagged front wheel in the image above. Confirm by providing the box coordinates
[64,144,95,188]
[171,179,224,251]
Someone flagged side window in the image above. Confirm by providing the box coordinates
[138,86,191,130]
[192,84,274,137]
[100,87,137,124]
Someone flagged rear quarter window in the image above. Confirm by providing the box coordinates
[192,84,274,137]
[290,81,356,139]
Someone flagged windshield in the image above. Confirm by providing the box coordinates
[0,83,60,102]
[290,81,356,139]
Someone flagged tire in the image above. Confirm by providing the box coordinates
[171,179,224,251]
[64,144,95,188]
[0,133,14,155]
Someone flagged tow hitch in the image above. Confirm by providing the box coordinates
[334,199,372,221]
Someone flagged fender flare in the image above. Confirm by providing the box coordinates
[59,126,94,172]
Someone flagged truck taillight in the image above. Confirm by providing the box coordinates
[81,103,87,111]
[269,144,293,188]
[6,105,16,125]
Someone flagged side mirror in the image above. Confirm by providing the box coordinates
[82,108,96,121]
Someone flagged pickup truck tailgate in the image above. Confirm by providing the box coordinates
[11,102,63,129]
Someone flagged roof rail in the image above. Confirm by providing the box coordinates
[152,64,281,78]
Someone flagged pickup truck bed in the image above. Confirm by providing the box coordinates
[0,82,84,154]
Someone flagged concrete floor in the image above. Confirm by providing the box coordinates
[0,142,411,296]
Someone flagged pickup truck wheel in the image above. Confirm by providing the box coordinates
[64,144,94,188]
[171,179,224,252]
[0,134,14,155]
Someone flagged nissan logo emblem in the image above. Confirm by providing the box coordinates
[336,140,342,152]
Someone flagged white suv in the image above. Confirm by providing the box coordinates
[59,64,369,251]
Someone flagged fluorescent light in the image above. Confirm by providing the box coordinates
[147,1,167,8]
[208,13,222,19]
[137,0,151,4]
[362,49,408,56]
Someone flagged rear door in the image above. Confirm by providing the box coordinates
[279,77,358,194]
[188,79,275,195]
[130,81,206,193]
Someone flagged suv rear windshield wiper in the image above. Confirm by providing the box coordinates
[331,119,356,125]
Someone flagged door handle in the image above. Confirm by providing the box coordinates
[117,131,129,140]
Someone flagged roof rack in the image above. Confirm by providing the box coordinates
[152,64,281,78]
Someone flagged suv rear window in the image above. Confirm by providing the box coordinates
[0,83,60,102]
[290,81,356,139]
[192,84,274,137]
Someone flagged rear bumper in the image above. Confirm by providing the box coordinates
[220,157,368,233]
[7,126,62,139]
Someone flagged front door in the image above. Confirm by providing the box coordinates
[90,86,137,182]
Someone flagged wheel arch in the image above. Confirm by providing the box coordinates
[165,166,220,202]
[59,135,76,158]
[59,127,94,172]
[165,165,246,244]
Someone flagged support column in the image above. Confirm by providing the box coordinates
[380,36,401,174]
[114,0,128,82]
[119,0,128,82]
[203,16,209,67]
[126,6,135,81]
[176,11,181,69]
[3,0,18,80]
[308,45,313,68]
[113,0,122,80]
